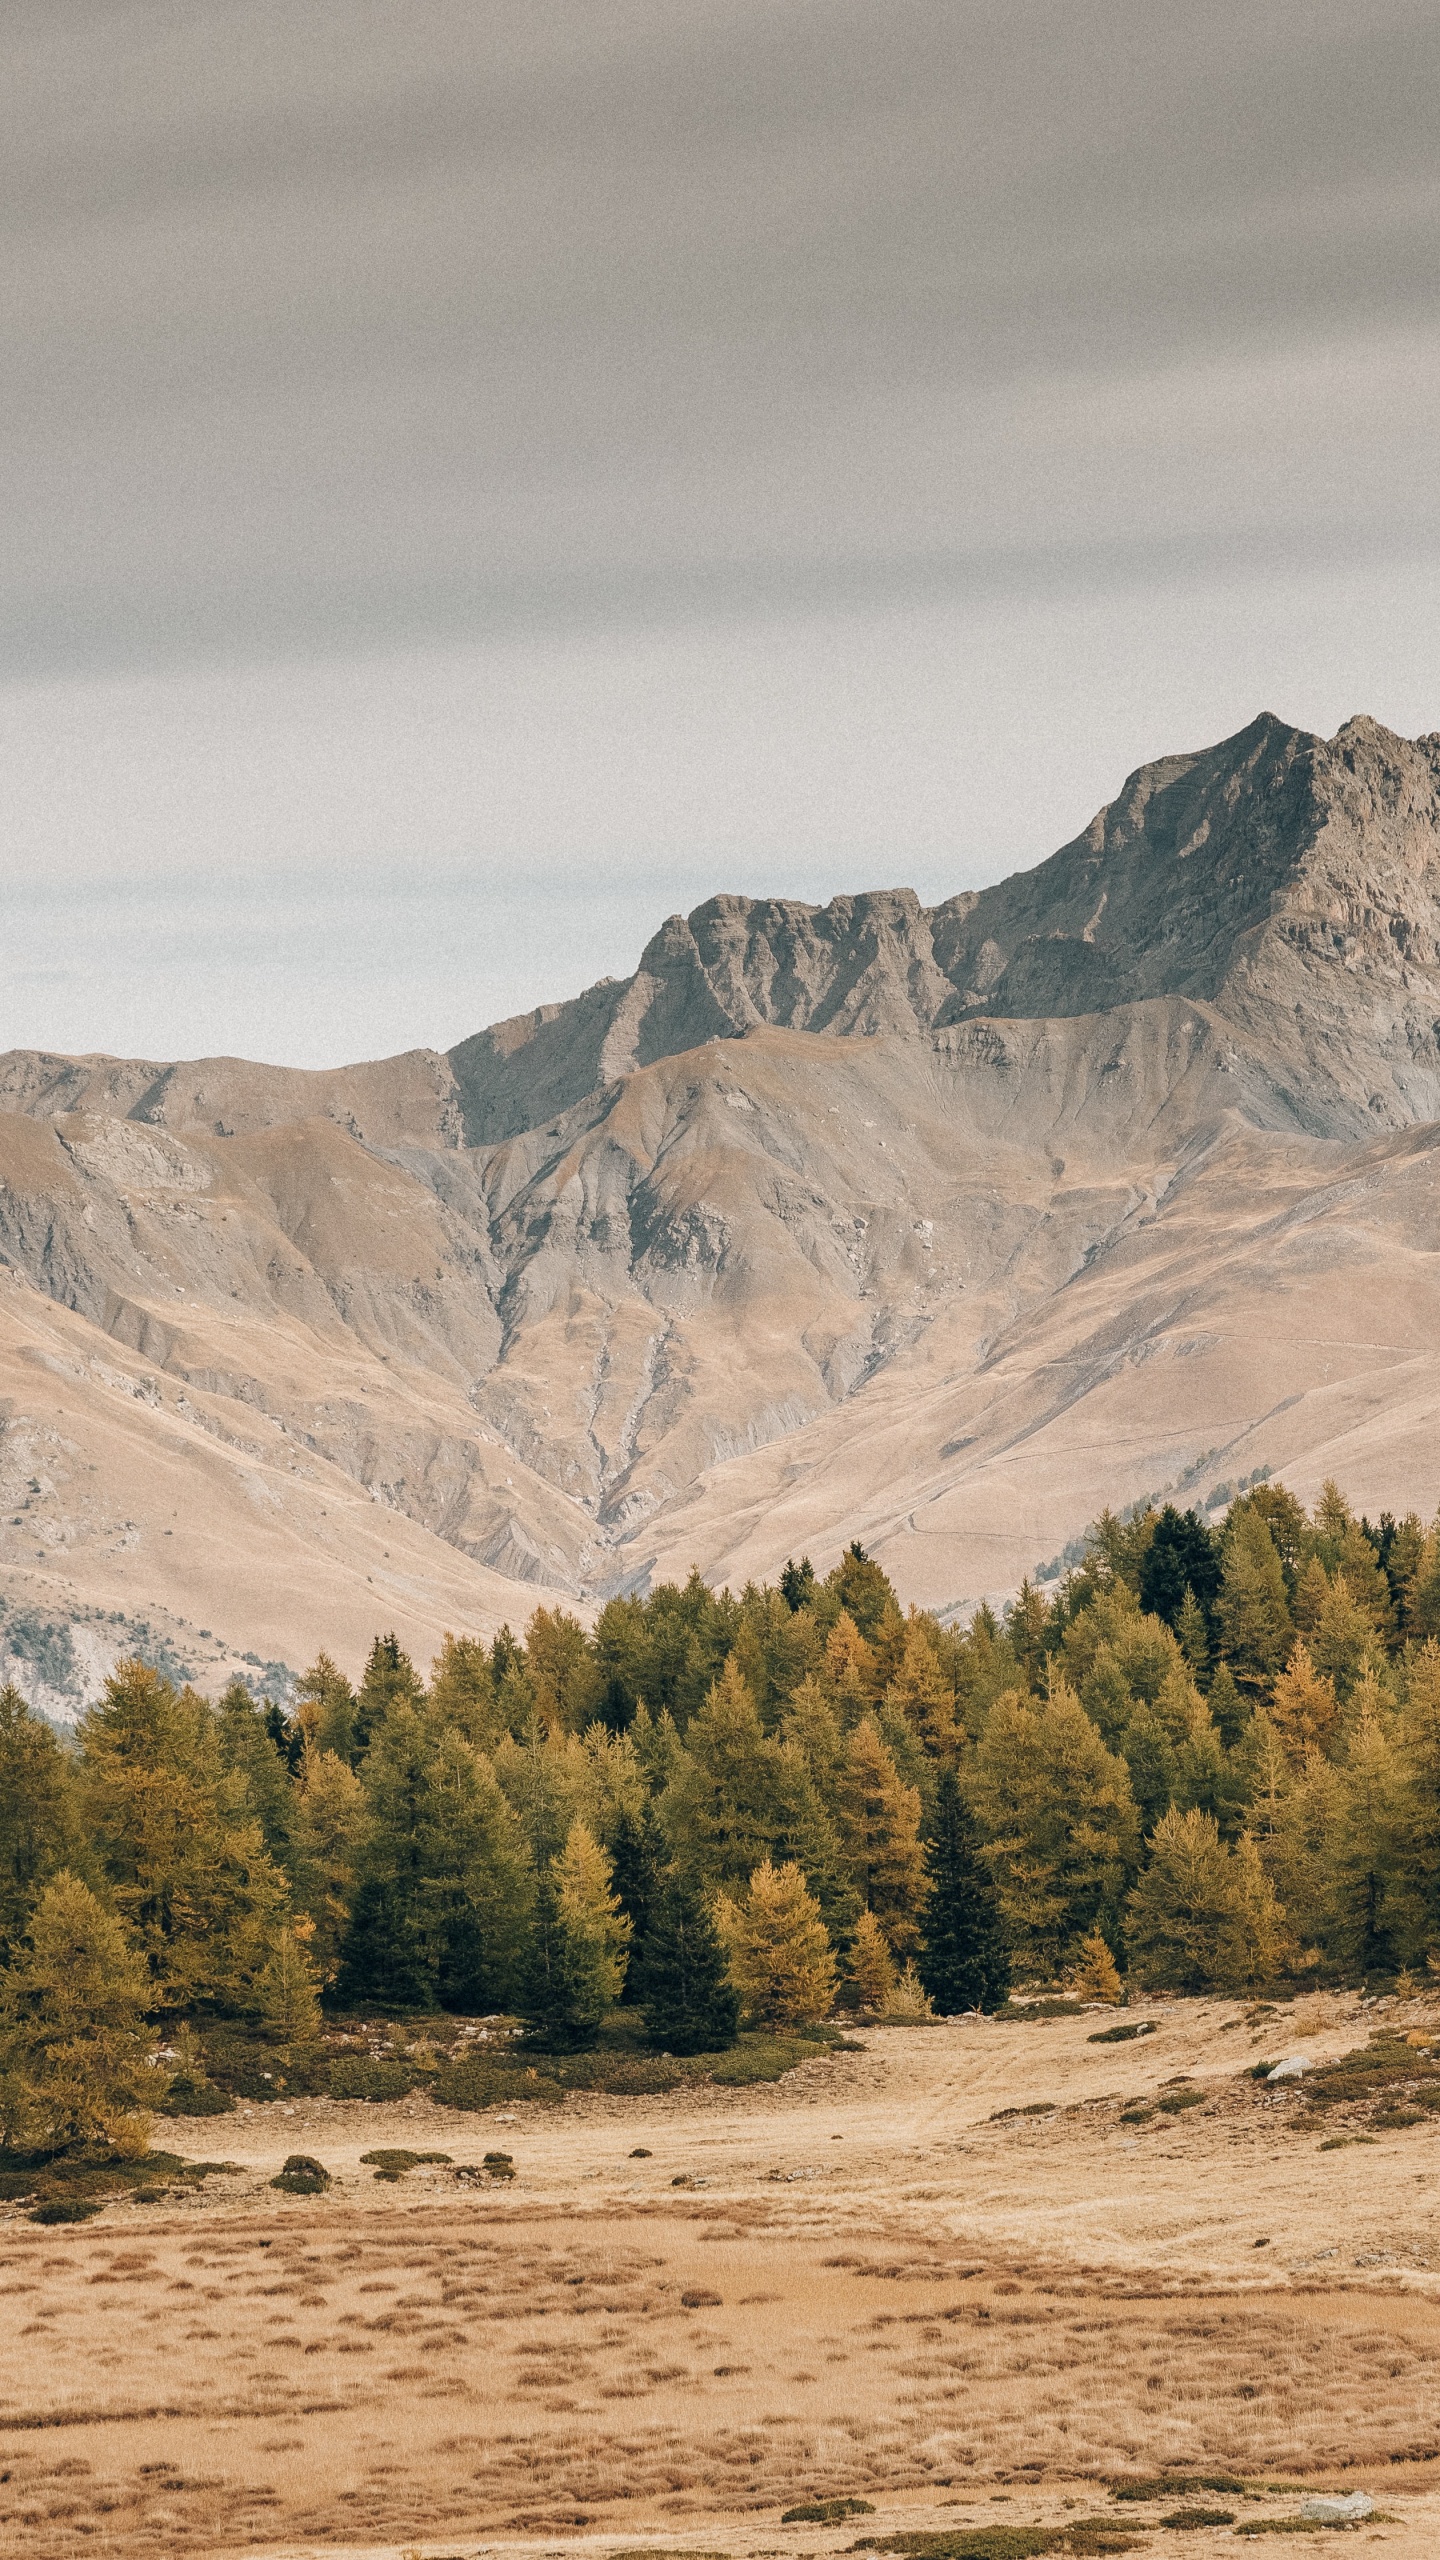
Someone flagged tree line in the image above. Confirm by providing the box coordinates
[4,1477,1440,2152]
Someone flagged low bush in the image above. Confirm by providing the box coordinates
[1088,2021,1157,2044]
[326,2053,419,2102]
[270,2153,330,2194]
[784,2498,874,2523]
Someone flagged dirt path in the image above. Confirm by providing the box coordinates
[3,1996,1438,2560]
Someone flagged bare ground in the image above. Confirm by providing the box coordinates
[4,1995,1440,2560]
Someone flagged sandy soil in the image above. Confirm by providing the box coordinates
[3,1996,1439,2560]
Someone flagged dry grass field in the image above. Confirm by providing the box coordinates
[4,1995,1440,2560]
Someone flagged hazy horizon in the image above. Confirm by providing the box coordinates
[6,1,1440,1067]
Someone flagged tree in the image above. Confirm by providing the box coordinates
[352,1634,421,1756]
[339,1709,532,2012]
[884,1620,960,1760]
[1206,1662,1249,1751]
[0,1686,82,1964]
[918,1768,1010,2013]
[1379,1643,1440,1966]
[517,1871,612,2049]
[1270,1642,1340,1759]
[215,1680,296,1871]
[1310,1578,1380,1700]
[1125,1810,1286,1992]
[969,1681,1139,1970]
[428,1634,501,1750]
[608,1803,664,1993]
[554,1819,630,2003]
[1215,1508,1293,1691]
[1330,1693,1402,1975]
[826,1542,898,1640]
[525,1608,603,1733]
[780,1556,817,1612]
[290,1746,369,1980]
[631,1869,739,2053]
[78,1660,290,2015]
[0,1873,158,2155]
[1068,1930,1123,2003]
[835,1715,928,1953]
[255,1915,324,2047]
[715,1860,836,2028]
[661,1659,785,1892]
[1176,1586,1210,1680]
[294,1652,357,1761]
[780,1676,845,1797]
[847,1906,897,2010]
[1139,1507,1221,1633]
[822,1612,878,1721]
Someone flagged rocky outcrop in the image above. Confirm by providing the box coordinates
[446,713,1440,1142]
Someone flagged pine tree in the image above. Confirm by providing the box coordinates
[525,1607,603,1734]
[917,1768,1010,2013]
[969,1680,1139,1971]
[1206,1661,1249,1751]
[780,1676,845,1797]
[428,1634,501,1749]
[352,1634,421,1756]
[1120,1706,1179,1833]
[215,1679,296,1871]
[1067,1930,1123,2003]
[0,1872,158,2156]
[883,1620,960,1759]
[827,1542,898,1640]
[1270,1642,1340,1758]
[1125,1810,1286,1992]
[255,1915,324,2048]
[554,1820,631,2003]
[1176,1586,1210,1680]
[835,1715,928,1954]
[339,1709,531,2013]
[290,1746,369,1981]
[780,1556,817,1612]
[1138,1507,1222,1632]
[847,1906,897,2010]
[518,1872,612,2049]
[1215,1508,1293,1690]
[822,1612,878,1722]
[608,1804,663,1993]
[78,1660,290,2015]
[294,1652,357,1761]
[1310,1577,1378,1700]
[0,1685,82,1964]
[715,1860,836,2028]
[1379,1642,1440,1966]
[660,1659,785,1892]
[631,1869,739,2054]
[1331,1692,1402,1975]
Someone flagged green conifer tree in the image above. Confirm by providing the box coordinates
[918,1768,1010,2012]
[0,1685,82,1964]
[352,1633,421,1756]
[517,1871,612,2049]
[632,1870,739,2053]
[1215,1508,1293,1691]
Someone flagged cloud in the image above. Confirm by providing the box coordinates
[5,0,1440,674]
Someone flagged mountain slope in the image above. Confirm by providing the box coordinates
[0,708,1437,1681]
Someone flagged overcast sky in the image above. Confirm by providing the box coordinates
[5,0,1440,1066]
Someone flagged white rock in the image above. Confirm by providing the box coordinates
[1267,2055,1311,2079]
[1297,2492,1375,2523]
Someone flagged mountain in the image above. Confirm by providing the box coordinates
[1,709,1438,1702]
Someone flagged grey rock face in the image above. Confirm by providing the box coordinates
[445,712,1440,1144]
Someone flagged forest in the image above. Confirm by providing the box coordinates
[4,1475,1440,2157]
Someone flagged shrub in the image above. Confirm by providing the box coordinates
[270,2153,330,2194]
[327,2053,417,2102]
